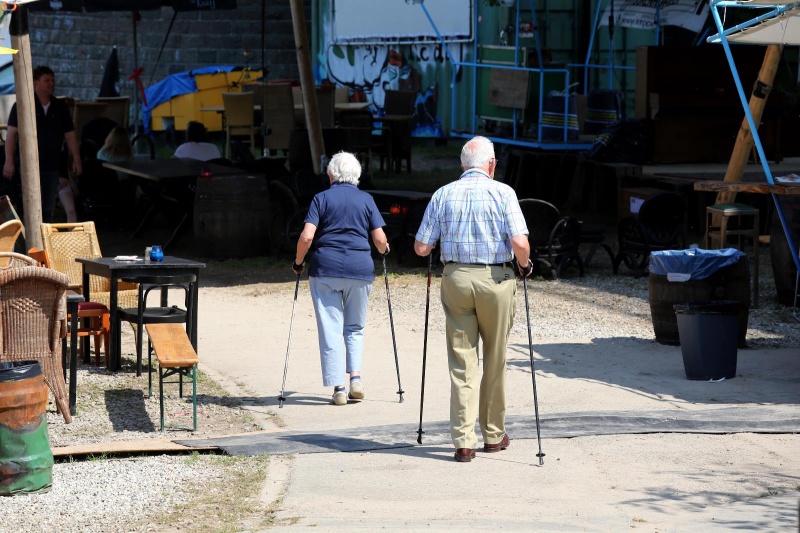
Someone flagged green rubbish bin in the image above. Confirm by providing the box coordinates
[0,361,54,495]
[673,301,739,381]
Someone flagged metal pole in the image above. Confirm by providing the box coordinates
[382,254,404,403]
[278,273,301,407]
[416,253,434,444]
[522,276,545,465]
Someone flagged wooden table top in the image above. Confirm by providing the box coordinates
[102,158,243,181]
[692,180,800,195]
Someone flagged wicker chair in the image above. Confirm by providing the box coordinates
[40,221,138,308]
[0,219,23,268]
[0,266,72,423]
[0,251,37,269]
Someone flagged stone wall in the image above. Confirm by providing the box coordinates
[26,0,306,103]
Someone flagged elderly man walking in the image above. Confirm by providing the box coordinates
[414,136,532,463]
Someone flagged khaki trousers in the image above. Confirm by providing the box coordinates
[440,263,516,450]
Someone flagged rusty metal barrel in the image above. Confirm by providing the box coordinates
[0,361,54,495]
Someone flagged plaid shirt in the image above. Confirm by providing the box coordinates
[415,169,528,264]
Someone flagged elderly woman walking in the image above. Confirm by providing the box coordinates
[293,152,389,405]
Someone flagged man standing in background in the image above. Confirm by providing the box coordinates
[3,65,82,222]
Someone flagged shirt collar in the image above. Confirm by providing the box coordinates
[459,168,491,180]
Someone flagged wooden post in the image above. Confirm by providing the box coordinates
[717,44,783,205]
[10,6,42,250]
[289,0,325,174]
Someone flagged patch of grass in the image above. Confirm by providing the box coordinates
[144,452,274,533]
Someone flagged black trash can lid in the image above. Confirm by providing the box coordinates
[673,300,740,315]
[0,361,42,381]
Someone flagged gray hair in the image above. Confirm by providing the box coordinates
[327,152,361,185]
[460,136,495,169]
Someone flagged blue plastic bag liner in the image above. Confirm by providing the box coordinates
[649,248,745,281]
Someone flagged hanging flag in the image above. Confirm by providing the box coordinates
[601,0,710,34]
[98,46,120,97]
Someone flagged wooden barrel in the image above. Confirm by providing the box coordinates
[0,361,53,495]
[193,174,272,258]
[770,197,800,306]
[648,256,750,348]
[584,90,622,134]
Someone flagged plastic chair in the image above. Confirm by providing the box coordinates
[40,221,138,308]
[519,198,583,279]
[29,247,111,367]
[0,266,72,423]
[222,91,257,159]
[117,273,196,392]
[614,192,686,277]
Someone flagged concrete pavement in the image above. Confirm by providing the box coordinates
[196,282,800,531]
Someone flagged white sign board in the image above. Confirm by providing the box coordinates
[601,0,710,33]
[333,0,471,42]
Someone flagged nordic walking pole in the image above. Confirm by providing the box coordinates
[278,272,301,408]
[522,274,545,465]
[417,252,433,444]
[382,252,404,403]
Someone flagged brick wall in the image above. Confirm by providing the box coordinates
[26,0,307,103]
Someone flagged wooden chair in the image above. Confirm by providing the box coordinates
[29,247,111,367]
[338,109,375,170]
[263,83,295,154]
[95,96,130,129]
[40,221,138,309]
[222,91,257,159]
[0,219,23,267]
[379,90,416,173]
[0,266,72,423]
[316,86,336,128]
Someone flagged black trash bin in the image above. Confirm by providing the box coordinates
[673,301,739,380]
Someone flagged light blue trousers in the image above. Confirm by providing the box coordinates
[309,276,373,387]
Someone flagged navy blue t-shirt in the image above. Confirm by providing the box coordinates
[305,183,385,281]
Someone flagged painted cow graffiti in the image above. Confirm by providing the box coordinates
[321,43,462,137]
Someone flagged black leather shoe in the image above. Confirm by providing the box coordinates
[454,448,476,462]
[483,434,510,453]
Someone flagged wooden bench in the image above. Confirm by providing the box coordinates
[146,323,199,431]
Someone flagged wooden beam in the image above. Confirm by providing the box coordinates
[718,44,783,205]
[290,0,325,174]
[10,6,42,250]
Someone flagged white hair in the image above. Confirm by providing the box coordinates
[327,152,361,185]
[460,136,495,169]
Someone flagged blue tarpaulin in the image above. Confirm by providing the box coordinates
[649,248,745,281]
[142,65,235,134]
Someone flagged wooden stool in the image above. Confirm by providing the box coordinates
[705,203,759,307]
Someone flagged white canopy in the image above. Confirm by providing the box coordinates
[709,1,800,45]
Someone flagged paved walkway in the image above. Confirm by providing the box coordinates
[197,285,800,531]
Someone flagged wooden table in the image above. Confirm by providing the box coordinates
[692,181,800,196]
[76,256,206,372]
[102,158,242,182]
[103,159,243,247]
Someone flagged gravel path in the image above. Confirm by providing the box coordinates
[2,250,796,532]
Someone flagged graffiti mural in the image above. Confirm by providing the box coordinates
[320,42,464,138]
